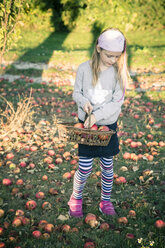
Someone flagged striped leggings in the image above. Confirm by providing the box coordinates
[73,156,113,201]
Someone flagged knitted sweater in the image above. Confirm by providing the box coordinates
[73,60,124,125]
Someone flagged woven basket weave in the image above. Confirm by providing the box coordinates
[57,122,116,146]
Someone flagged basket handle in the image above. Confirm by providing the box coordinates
[88,112,91,129]
[85,112,91,129]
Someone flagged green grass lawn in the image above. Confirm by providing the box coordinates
[0,79,165,248]
[3,27,165,72]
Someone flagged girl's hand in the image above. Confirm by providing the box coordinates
[83,102,93,114]
[84,114,96,128]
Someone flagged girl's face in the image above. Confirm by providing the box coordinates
[97,46,122,68]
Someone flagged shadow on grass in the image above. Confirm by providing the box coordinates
[3,0,87,82]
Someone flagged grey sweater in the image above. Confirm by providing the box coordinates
[73,60,124,125]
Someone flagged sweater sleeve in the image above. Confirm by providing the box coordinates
[93,80,124,122]
[72,65,90,109]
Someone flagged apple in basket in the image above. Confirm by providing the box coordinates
[90,124,98,131]
[74,123,84,135]
[98,125,110,140]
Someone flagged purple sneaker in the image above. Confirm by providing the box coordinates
[99,201,116,216]
[68,195,83,218]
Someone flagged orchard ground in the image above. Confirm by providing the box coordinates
[0,78,165,248]
[0,28,165,248]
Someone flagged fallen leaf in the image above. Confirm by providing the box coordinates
[57,214,69,221]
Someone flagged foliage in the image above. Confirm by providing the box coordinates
[0,0,25,64]
[60,0,165,32]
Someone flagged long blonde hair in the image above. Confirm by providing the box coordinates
[91,28,130,92]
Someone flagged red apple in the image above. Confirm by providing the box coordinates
[29,163,35,169]
[115,177,127,184]
[90,124,98,130]
[19,161,26,167]
[61,224,70,232]
[74,123,84,129]
[85,213,97,224]
[42,202,52,209]
[32,230,42,238]
[134,114,139,119]
[63,172,72,179]
[126,233,135,239]
[44,157,53,164]
[155,219,165,228]
[0,242,5,248]
[48,150,55,156]
[12,217,22,227]
[100,222,109,231]
[35,192,45,199]
[128,210,136,217]
[55,158,63,164]
[0,227,4,236]
[30,146,38,152]
[6,153,14,160]
[70,159,78,165]
[0,209,4,218]
[117,217,128,224]
[38,220,48,229]
[48,164,55,169]
[130,141,137,148]
[26,200,37,210]
[49,188,58,195]
[2,178,12,186]
[84,242,95,248]
[21,217,30,225]
[44,223,54,233]
[98,126,110,140]
[42,175,48,181]
[123,152,131,160]
[98,125,109,131]
[16,179,24,185]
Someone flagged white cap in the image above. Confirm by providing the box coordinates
[98,29,125,52]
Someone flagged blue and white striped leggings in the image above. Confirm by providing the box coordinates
[73,156,113,201]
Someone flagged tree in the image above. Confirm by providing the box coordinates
[0,0,25,66]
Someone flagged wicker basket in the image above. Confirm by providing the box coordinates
[57,122,116,146]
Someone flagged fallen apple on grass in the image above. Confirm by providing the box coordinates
[0,242,5,248]
[12,217,22,227]
[44,223,54,233]
[155,219,165,228]
[2,178,12,186]
[63,172,72,179]
[42,202,52,210]
[35,192,45,199]
[125,233,135,239]
[0,209,4,218]
[26,200,37,210]
[32,230,42,238]
[6,153,14,160]
[115,176,127,184]
[117,217,128,224]
[84,241,95,248]
[99,222,109,231]
[0,227,4,236]
[61,224,71,232]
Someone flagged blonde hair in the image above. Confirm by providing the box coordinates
[91,28,130,92]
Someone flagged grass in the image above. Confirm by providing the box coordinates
[0,79,165,248]
[2,27,165,72]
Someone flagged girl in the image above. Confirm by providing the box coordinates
[68,28,129,218]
